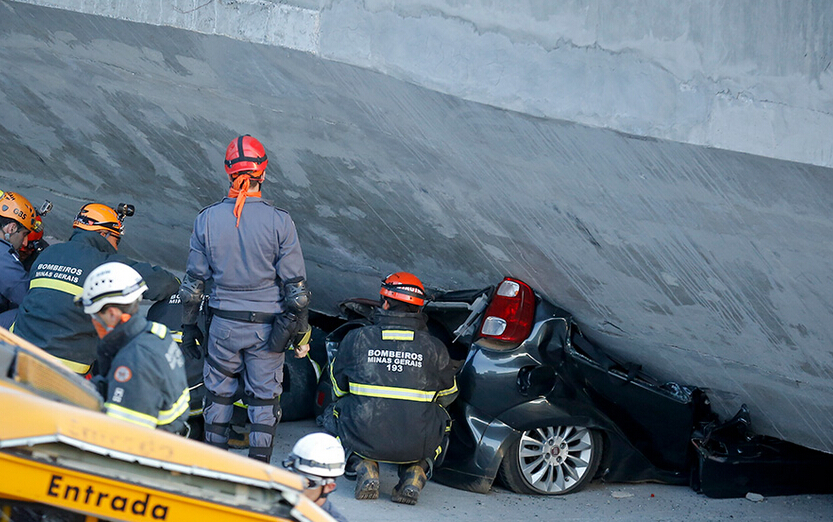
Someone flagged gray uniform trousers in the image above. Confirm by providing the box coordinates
[203,315,284,459]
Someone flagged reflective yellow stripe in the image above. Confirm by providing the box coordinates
[55,357,92,375]
[104,403,157,429]
[150,322,168,339]
[158,388,190,425]
[29,277,83,296]
[296,327,312,346]
[437,377,458,398]
[188,383,203,415]
[349,382,436,402]
[381,329,414,341]
[330,363,348,398]
[309,358,322,381]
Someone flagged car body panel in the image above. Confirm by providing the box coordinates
[317,279,833,498]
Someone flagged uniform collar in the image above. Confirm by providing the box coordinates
[96,314,149,376]
[373,308,428,330]
[70,229,117,253]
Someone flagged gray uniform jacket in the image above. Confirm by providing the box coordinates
[185,197,306,313]
[97,315,190,434]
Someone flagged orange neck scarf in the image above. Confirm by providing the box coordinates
[228,176,262,227]
[92,312,132,339]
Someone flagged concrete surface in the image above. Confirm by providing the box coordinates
[263,419,833,522]
[17,0,833,168]
[1,0,833,458]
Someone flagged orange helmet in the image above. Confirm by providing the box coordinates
[0,191,42,233]
[73,203,124,237]
[224,135,268,179]
[380,272,426,306]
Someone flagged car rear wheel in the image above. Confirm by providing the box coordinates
[499,425,602,495]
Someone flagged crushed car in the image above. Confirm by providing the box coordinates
[312,276,833,498]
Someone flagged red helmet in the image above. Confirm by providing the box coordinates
[380,272,426,306]
[25,215,44,243]
[224,135,268,178]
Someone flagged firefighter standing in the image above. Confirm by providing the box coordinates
[327,272,458,505]
[179,134,311,463]
[0,191,43,329]
[79,262,190,433]
[13,203,180,375]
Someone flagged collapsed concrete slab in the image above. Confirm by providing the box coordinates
[1,0,831,455]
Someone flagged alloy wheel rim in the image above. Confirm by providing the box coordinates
[517,425,594,493]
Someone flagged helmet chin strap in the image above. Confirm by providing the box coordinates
[91,314,113,339]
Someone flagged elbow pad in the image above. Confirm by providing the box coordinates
[284,278,311,347]
[178,273,205,325]
[283,278,310,314]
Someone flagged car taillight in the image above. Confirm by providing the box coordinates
[478,278,535,343]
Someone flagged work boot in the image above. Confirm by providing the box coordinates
[343,454,359,481]
[391,464,427,505]
[354,459,380,500]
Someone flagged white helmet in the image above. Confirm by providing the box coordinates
[77,262,147,314]
[283,433,346,478]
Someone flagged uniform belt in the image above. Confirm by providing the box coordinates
[210,308,276,324]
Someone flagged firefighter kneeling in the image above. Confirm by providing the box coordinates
[325,272,458,505]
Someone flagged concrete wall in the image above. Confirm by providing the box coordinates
[2,0,832,455]
[19,0,833,167]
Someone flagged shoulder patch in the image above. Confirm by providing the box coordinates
[113,365,132,383]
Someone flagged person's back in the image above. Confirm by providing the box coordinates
[328,272,457,505]
[193,197,302,312]
[14,203,179,375]
[332,308,454,463]
[180,135,312,463]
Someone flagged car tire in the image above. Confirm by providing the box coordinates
[498,425,602,495]
[278,326,328,422]
[280,353,319,421]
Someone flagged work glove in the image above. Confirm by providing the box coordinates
[267,312,296,353]
[180,324,205,360]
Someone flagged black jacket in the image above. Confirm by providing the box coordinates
[13,230,180,373]
[95,315,189,434]
[330,309,457,463]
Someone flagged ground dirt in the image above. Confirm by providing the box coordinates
[237,419,833,522]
